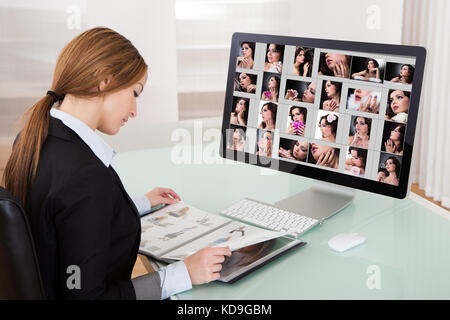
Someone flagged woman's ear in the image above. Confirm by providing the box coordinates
[98,76,112,92]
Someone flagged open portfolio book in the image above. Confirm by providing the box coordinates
[139,202,306,283]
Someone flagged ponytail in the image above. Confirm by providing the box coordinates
[2,94,56,205]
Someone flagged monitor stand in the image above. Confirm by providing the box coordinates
[273,180,355,222]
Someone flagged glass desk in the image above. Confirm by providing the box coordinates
[111,118,450,300]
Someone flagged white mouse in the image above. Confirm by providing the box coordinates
[328,233,366,252]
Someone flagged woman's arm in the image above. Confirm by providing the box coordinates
[352,70,367,78]
[302,62,310,77]
[55,164,140,299]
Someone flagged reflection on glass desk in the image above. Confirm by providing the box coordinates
[111,118,450,299]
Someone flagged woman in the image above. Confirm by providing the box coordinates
[318,114,338,142]
[264,44,284,73]
[344,147,367,176]
[279,140,309,162]
[234,72,257,93]
[258,102,277,130]
[2,27,231,300]
[292,47,313,77]
[286,106,307,136]
[348,116,371,149]
[230,97,249,126]
[384,124,405,155]
[351,58,381,82]
[385,90,410,123]
[346,88,380,113]
[383,157,401,186]
[321,80,342,112]
[256,130,273,157]
[236,41,255,69]
[261,75,280,102]
[309,143,339,169]
[319,52,351,78]
[391,64,414,84]
[285,82,316,103]
[228,127,245,152]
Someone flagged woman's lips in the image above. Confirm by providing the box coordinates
[326,59,332,65]
[393,105,399,111]
[355,94,361,101]
[311,145,318,153]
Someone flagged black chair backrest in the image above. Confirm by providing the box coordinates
[0,186,46,299]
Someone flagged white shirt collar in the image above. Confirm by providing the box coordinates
[50,108,116,167]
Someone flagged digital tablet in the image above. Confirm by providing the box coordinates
[218,237,306,284]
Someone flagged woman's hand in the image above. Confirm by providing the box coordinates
[297,124,305,136]
[302,62,310,76]
[246,84,256,93]
[279,147,293,159]
[285,89,297,100]
[384,139,396,153]
[237,56,252,69]
[324,99,338,111]
[359,96,379,114]
[351,132,363,145]
[145,187,181,207]
[333,60,349,78]
[287,124,296,135]
[184,247,232,285]
[230,112,238,125]
[274,61,282,73]
[317,149,337,168]
[269,86,278,95]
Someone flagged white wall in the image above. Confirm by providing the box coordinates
[288,0,403,44]
[86,0,179,126]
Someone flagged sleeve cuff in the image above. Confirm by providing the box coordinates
[132,195,151,216]
[158,260,192,299]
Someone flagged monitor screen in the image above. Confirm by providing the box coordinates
[220,33,426,199]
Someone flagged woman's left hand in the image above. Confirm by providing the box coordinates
[145,187,181,207]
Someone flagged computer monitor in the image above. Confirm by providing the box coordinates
[220,32,426,221]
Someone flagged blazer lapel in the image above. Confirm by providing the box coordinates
[49,117,140,221]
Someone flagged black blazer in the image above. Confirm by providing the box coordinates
[25,117,141,299]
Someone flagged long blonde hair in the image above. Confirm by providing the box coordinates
[2,27,148,205]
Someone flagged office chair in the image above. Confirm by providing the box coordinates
[0,186,46,299]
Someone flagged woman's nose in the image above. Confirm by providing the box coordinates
[130,104,137,118]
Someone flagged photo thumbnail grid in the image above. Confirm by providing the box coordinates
[228,41,416,187]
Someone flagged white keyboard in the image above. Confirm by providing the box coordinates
[221,198,319,238]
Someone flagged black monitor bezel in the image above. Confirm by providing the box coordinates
[220,32,426,199]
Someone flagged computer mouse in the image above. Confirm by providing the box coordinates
[328,233,366,252]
